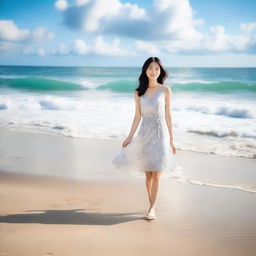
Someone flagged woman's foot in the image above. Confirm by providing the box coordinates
[145,207,156,220]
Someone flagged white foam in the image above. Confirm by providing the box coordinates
[185,103,255,118]
[78,79,103,89]
[1,88,256,158]
[178,177,256,194]
[171,79,216,84]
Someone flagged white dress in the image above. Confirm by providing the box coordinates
[112,85,180,178]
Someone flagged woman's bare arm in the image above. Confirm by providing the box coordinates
[164,86,174,142]
[127,90,142,138]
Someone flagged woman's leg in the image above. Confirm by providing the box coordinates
[149,171,162,210]
[145,171,153,205]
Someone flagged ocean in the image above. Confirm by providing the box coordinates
[0,65,256,159]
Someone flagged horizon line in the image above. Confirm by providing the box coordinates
[0,64,255,68]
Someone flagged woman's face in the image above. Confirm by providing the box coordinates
[146,61,161,80]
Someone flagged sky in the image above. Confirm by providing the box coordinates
[0,0,256,67]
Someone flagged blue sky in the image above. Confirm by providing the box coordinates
[0,0,256,67]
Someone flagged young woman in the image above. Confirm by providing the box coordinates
[112,57,177,220]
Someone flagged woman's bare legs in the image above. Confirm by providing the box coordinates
[145,171,153,205]
[145,171,162,216]
[149,171,162,210]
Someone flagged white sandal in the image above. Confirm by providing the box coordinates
[145,208,156,220]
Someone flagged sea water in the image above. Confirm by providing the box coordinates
[0,66,255,159]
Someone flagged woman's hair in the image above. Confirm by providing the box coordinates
[135,57,169,96]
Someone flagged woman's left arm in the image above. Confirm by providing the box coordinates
[164,86,174,143]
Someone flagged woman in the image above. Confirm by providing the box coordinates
[112,57,177,221]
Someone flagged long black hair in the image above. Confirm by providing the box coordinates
[135,57,169,96]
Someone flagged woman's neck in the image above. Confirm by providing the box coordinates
[148,81,159,88]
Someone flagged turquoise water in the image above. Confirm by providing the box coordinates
[0,66,256,158]
[1,66,256,93]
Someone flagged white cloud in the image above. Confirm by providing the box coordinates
[50,43,70,55]
[75,0,90,6]
[231,35,253,51]
[240,22,256,33]
[202,25,256,53]
[56,0,256,54]
[59,0,201,41]
[31,27,55,42]
[122,2,148,20]
[54,0,68,11]
[134,40,161,55]
[0,20,30,41]
[72,39,90,55]
[48,36,136,57]
[58,43,70,55]
[61,0,150,35]
[202,26,231,51]
[151,0,204,41]
[157,23,256,54]
[37,48,46,56]
[92,35,134,56]
[22,47,47,56]
[0,20,55,43]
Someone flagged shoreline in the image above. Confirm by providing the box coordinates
[0,127,255,194]
[1,124,255,159]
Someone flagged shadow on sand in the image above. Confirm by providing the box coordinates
[0,209,147,225]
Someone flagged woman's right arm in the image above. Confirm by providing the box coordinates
[122,90,141,147]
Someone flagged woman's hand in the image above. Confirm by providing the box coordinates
[170,141,177,154]
[122,136,133,147]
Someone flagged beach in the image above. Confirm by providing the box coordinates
[1,0,256,254]
[0,128,256,256]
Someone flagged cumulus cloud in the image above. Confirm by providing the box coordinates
[71,36,136,56]
[240,22,256,33]
[134,40,161,55]
[22,47,47,56]
[202,26,231,52]
[0,20,55,43]
[54,0,256,55]
[48,43,70,55]
[45,36,136,57]
[0,20,30,41]
[161,23,256,54]
[57,0,203,41]
[91,36,134,56]
[131,23,255,55]
[54,0,69,11]
[57,0,155,37]
[75,0,90,6]
[72,39,90,55]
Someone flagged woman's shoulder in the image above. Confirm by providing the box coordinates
[134,89,141,99]
[161,85,172,94]
[160,84,171,92]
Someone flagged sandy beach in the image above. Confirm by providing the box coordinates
[0,128,256,256]
[1,0,256,254]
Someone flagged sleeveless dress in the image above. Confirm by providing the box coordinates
[112,85,180,178]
